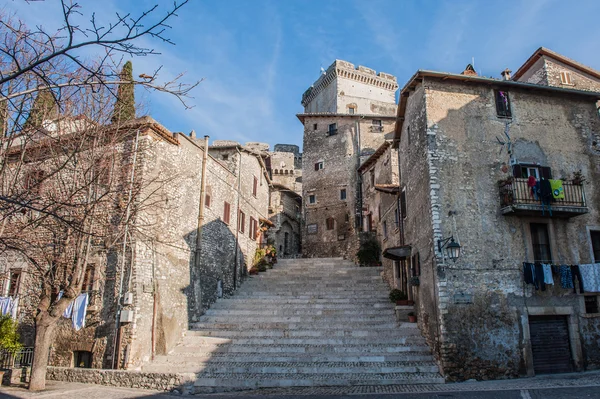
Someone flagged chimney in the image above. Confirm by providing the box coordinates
[189,129,196,138]
[501,68,512,81]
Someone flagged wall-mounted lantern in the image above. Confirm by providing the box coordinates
[438,237,461,263]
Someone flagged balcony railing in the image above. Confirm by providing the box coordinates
[0,347,33,370]
[499,178,588,217]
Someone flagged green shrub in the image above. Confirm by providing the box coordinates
[389,289,407,303]
[356,237,381,266]
[0,315,22,352]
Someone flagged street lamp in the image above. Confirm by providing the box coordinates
[438,237,461,262]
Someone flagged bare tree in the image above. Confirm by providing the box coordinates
[0,0,197,390]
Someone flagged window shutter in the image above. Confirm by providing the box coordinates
[512,165,522,178]
[541,167,552,179]
[314,163,319,171]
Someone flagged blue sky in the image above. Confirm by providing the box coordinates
[5,0,600,150]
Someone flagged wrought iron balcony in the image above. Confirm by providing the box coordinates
[499,178,588,217]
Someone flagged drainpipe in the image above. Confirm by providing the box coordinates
[112,128,140,369]
[195,135,210,263]
[193,135,209,313]
[232,146,242,289]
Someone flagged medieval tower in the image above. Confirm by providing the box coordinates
[299,60,398,257]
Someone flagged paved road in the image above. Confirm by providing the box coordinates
[2,385,600,399]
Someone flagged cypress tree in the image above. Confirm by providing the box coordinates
[111,61,135,123]
[24,90,58,129]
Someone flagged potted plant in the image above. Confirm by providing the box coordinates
[407,312,417,323]
[389,289,413,306]
[572,170,586,186]
[0,315,23,385]
[409,276,420,287]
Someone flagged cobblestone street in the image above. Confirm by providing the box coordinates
[2,370,600,399]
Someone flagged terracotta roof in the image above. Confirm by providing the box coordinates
[259,217,274,227]
[296,112,397,124]
[393,69,600,145]
[513,47,600,81]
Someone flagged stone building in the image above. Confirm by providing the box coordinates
[0,118,271,371]
[269,144,302,194]
[299,60,398,258]
[393,49,600,381]
[268,183,302,258]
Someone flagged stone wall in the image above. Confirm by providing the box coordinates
[402,75,600,380]
[268,188,301,257]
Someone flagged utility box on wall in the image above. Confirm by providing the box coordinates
[120,310,134,323]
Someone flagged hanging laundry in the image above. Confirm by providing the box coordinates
[0,297,12,316]
[9,297,19,319]
[542,264,554,285]
[578,264,600,292]
[559,265,574,289]
[523,262,535,285]
[527,176,537,198]
[572,265,586,293]
[56,291,74,318]
[549,179,565,199]
[534,263,546,291]
[71,292,89,331]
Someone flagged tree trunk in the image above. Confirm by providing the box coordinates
[29,314,56,391]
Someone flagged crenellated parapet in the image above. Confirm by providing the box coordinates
[301,60,398,107]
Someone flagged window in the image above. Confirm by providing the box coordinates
[314,161,324,171]
[238,210,245,233]
[328,123,338,136]
[495,90,512,118]
[394,208,399,228]
[307,223,318,234]
[400,188,407,219]
[367,213,373,232]
[340,189,347,200]
[591,231,600,262]
[407,126,411,145]
[313,123,318,130]
[74,351,92,368]
[7,270,21,297]
[222,154,228,161]
[223,202,231,224]
[345,213,350,222]
[348,107,355,115]
[560,71,573,85]
[585,296,599,314]
[513,164,552,179]
[205,193,211,208]
[371,119,383,132]
[370,169,375,186]
[81,265,95,293]
[249,217,257,240]
[383,220,388,239]
[253,176,258,197]
[530,223,552,262]
[411,252,421,276]
[308,194,316,204]
[326,217,335,230]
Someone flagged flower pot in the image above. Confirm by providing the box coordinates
[396,300,414,306]
[408,315,417,323]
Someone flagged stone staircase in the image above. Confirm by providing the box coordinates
[143,258,443,392]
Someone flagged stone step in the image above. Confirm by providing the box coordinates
[197,315,395,323]
[207,302,393,310]
[231,293,389,298]
[171,344,431,354]
[190,372,445,391]
[156,352,435,363]
[218,298,392,304]
[143,361,440,374]
[181,336,427,346]
[203,309,395,316]
[191,321,400,330]
[187,328,422,338]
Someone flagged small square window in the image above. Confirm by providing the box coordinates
[314,161,324,171]
[74,351,92,368]
[326,217,335,230]
[585,296,599,314]
[560,71,573,85]
[371,120,383,132]
[340,189,347,200]
[222,154,228,161]
[313,123,318,130]
[308,194,316,204]
[328,123,338,136]
[348,107,355,115]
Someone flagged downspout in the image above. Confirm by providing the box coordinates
[193,135,209,313]
[355,117,363,231]
[150,239,157,361]
[195,136,210,263]
[112,128,140,369]
[232,146,242,289]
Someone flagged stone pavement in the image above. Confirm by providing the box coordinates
[1,370,600,398]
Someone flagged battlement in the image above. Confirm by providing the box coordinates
[301,60,398,107]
